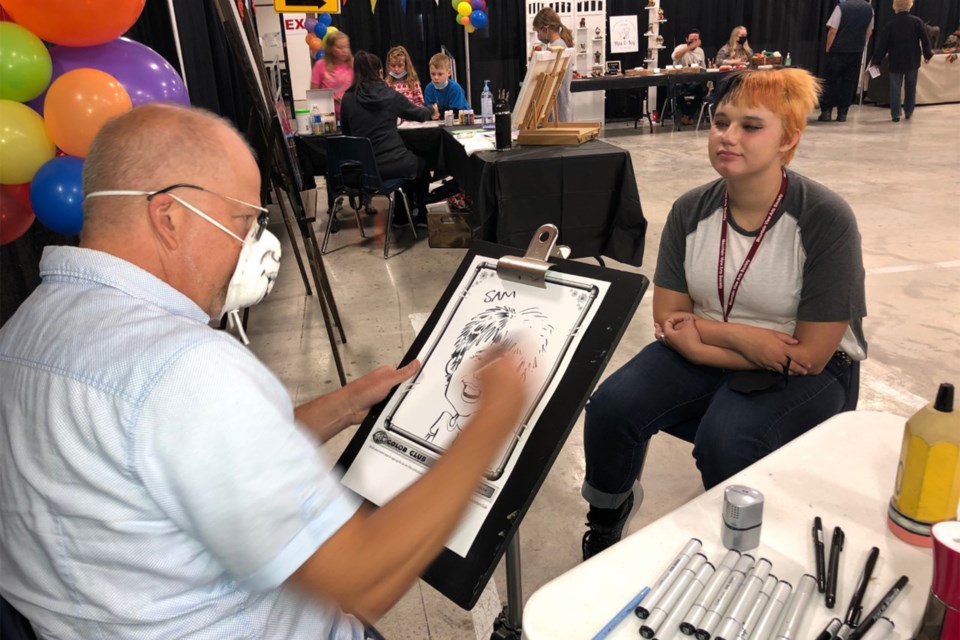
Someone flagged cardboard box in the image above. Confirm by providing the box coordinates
[426,202,472,248]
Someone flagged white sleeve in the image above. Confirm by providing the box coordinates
[672,45,685,62]
[826,6,841,29]
[136,338,361,593]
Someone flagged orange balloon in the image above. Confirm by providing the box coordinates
[2,0,146,47]
[43,69,132,158]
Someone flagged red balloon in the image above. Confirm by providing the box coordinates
[0,185,36,245]
[0,6,13,21]
[4,182,31,210]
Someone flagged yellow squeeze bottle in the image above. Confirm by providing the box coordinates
[888,383,960,546]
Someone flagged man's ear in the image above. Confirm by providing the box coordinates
[146,195,181,250]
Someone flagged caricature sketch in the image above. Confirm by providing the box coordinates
[424,307,553,445]
[341,256,610,557]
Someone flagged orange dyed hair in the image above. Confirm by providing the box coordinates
[713,68,821,164]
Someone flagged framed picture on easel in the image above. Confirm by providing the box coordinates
[511,46,572,131]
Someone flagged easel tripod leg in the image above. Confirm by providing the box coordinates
[272,185,312,296]
[491,531,523,640]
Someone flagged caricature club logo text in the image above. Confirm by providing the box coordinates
[373,431,428,464]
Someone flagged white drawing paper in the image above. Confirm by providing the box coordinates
[610,15,639,54]
[340,255,609,556]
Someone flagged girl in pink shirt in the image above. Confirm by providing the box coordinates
[384,45,424,107]
[311,31,354,119]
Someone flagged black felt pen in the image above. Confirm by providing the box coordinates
[825,526,844,608]
[844,546,879,627]
[812,516,826,593]
[846,575,909,640]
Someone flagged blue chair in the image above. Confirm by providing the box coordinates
[322,135,417,259]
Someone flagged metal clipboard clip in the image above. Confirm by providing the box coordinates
[496,224,572,287]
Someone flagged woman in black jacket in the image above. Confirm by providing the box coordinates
[340,51,434,224]
[870,0,934,122]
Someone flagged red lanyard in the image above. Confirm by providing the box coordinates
[717,170,788,322]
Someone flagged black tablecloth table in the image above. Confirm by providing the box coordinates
[440,131,647,266]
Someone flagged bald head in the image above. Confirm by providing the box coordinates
[81,104,256,241]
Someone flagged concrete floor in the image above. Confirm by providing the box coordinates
[246,103,960,639]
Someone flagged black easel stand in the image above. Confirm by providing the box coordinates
[491,532,523,640]
[212,0,347,385]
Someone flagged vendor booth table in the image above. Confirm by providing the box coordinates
[867,53,960,106]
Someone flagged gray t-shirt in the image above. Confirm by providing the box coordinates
[672,45,705,67]
[654,169,868,359]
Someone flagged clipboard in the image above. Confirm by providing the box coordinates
[337,228,648,609]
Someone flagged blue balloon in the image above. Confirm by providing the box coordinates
[319,13,333,27]
[313,23,327,39]
[29,156,85,236]
[470,9,487,29]
[314,49,325,60]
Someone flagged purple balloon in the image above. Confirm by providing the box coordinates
[32,38,190,112]
[471,0,483,8]
[305,17,319,31]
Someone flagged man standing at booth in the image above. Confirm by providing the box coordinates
[819,0,874,122]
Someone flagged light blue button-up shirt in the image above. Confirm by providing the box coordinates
[0,246,363,639]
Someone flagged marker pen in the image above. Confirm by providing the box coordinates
[654,562,715,640]
[748,580,792,640]
[591,586,650,640]
[737,574,778,640]
[834,623,853,640]
[681,550,741,635]
[814,617,842,640]
[857,617,894,640]
[846,576,908,640]
[714,558,772,640]
[695,554,756,640]
[773,574,817,640]
[636,538,704,619]
[641,554,709,638]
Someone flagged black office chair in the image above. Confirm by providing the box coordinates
[322,135,417,259]
[1,596,37,640]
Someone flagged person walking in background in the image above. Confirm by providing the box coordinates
[385,45,426,108]
[311,30,354,120]
[819,0,874,122]
[716,26,753,66]
[532,7,575,122]
[870,0,933,122]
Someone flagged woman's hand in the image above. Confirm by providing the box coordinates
[659,314,704,360]
[733,328,809,375]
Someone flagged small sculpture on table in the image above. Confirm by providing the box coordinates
[646,0,655,7]
[594,50,601,64]
[579,43,586,53]
[595,27,602,38]
[655,34,664,46]
[645,23,654,36]
[579,17,586,28]
[658,8,665,21]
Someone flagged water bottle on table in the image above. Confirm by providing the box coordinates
[481,80,495,129]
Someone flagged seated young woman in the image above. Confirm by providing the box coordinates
[340,51,434,225]
[580,68,866,560]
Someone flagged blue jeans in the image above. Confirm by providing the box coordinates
[889,70,919,119]
[582,342,859,506]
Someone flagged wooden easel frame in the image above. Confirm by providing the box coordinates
[520,46,570,131]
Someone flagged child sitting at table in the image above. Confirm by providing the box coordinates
[385,45,426,107]
[423,53,470,118]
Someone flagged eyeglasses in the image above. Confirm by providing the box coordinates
[85,183,269,244]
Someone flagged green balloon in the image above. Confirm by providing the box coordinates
[0,22,53,103]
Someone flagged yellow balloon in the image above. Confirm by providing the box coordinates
[323,25,339,44]
[457,2,472,16]
[0,99,55,185]
[466,24,476,33]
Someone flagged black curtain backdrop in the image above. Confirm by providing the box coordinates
[2,0,957,322]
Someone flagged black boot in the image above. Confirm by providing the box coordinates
[836,109,848,122]
[582,441,648,561]
[817,109,832,122]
